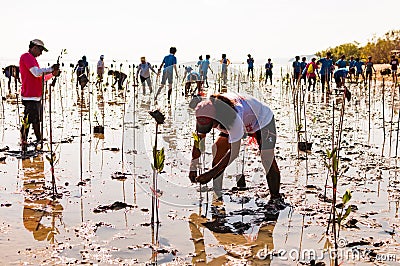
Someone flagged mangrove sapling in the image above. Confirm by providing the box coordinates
[149,109,166,225]
[323,87,351,266]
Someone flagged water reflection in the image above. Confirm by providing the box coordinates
[189,199,277,265]
[22,155,63,243]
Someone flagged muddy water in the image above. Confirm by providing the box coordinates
[0,67,400,265]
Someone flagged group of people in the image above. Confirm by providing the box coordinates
[17,39,284,209]
[291,52,395,93]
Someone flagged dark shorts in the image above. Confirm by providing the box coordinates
[253,117,277,150]
[218,117,277,150]
[140,76,149,83]
[22,100,41,124]
[294,72,300,80]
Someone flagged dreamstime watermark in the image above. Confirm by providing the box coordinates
[256,238,397,263]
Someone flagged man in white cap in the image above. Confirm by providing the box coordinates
[97,55,105,85]
[19,39,60,150]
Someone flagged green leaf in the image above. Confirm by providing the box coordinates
[342,189,352,205]
[192,132,200,149]
[154,148,165,173]
[342,206,352,221]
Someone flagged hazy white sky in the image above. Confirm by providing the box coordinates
[2,0,399,64]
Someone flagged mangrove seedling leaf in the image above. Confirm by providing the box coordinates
[342,189,352,205]
[342,206,352,222]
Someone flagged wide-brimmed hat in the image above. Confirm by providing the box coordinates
[31,39,48,52]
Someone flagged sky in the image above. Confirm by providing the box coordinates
[1,0,400,65]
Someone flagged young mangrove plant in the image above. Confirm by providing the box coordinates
[149,109,165,225]
[323,86,352,266]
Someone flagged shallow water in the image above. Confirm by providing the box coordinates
[0,68,400,265]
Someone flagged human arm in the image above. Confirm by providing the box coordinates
[157,62,164,75]
[149,63,157,74]
[174,64,178,79]
[208,64,213,74]
[189,133,206,182]
[195,140,241,184]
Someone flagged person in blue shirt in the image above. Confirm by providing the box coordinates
[300,57,307,85]
[197,55,203,72]
[334,67,349,89]
[200,54,213,88]
[155,47,178,104]
[292,56,301,84]
[247,54,254,81]
[184,66,202,96]
[220,54,230,87]
[365,56,376,84]
[348,56,356,82]
[336,55,347,69]
[265,58,273,85]
[317,52,333,93]
[354,57,365,84]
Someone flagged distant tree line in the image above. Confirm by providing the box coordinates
[316,30,400,63]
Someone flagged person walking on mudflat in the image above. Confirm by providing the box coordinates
[247,54,254,81]
[390,54,399,85]
[220,54,230,87]
[365,56,376,84]
[189,92,283,207]
[317,52,333,93]
[96,55,105,86]
[19,39,60,150]
[292,56,301,85]
[265,58,273,85]
[73,55,89,88]
[136,56,157,95]
[155,47,178,104]
[200,54,213,88]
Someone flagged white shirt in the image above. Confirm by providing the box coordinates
[217,92,274,143]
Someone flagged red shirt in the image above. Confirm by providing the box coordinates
[19,52,42,98]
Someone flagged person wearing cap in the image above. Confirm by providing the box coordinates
[184,66,202,96]
[136,56,157,95]
[19,39,60,149]
[96,55,105,85]
[189,92,283,204]
[155,47,178,104]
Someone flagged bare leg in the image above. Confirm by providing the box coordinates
[260,149,281,198]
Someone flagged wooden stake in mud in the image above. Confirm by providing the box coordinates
[395,84,400,157]
[389,84,396,156]
[382,78,386,156]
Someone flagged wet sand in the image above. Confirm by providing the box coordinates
[0,66,399,265]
